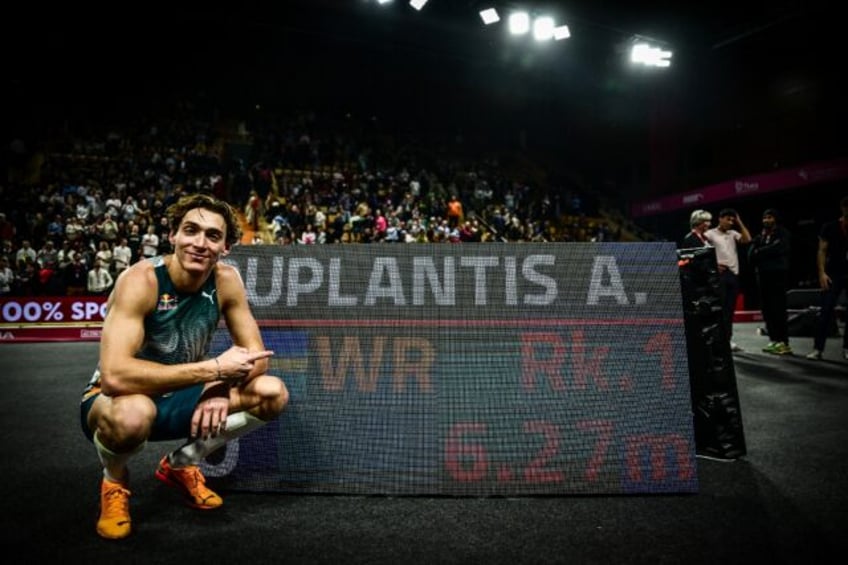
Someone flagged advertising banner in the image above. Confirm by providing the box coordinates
[0,296,107,342]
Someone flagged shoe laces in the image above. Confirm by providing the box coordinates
[102,483,131,515]
[176,465,211,491]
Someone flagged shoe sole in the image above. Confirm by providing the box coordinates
[155,468,221,510]
[97,525,131,540]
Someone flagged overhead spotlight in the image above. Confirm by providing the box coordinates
[630,42,672,67]
[553,25,571,41]
[508,12,531,35]
[409,0,428,10]
[479,8,500,25]
[533,16,555,41]
[377,0,393,5]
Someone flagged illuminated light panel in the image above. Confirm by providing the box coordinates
[508,12,530,35]
[533,16,555,41]
[553,25,570,40]
[479,8,500,25]
[631,43,672,67]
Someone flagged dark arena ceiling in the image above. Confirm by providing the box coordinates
[7,0,845,190]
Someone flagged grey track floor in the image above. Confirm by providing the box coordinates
[1,322,846,564]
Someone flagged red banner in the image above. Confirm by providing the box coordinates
[631,157,848,218]
[0,296,107,343]
[0,326,102,343]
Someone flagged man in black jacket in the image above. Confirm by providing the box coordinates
[805,196,848,361]
[680,209,712,249]
[749,208,792,355]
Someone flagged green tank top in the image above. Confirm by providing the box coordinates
[137,256,221,365]
[82,256,220,401]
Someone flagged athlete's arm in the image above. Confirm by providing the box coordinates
[218,262,272,379]
[98,263,221,397]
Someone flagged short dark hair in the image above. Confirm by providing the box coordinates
[763,208,780,221]
[718,208,737,218]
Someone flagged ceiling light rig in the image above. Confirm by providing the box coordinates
[372,2,570,43]
[502,8,570,42]
[630,40,673,68]
[371,2,671,67]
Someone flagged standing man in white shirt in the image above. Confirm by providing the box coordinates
[87,258,114,296]
[141,225,160,259]
[705,208,751,352]
[112,237,133,277]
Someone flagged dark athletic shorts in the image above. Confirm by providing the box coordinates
[80,384,205,442]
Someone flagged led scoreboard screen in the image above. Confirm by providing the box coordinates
[205,243,697,495]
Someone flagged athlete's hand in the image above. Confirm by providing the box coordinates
[192,393,230,439]
[214,346,274,385]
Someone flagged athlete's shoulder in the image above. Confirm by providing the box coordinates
[110,259,158,305]
[214,260,243,283]
[119,258,157,285]
[214,261,248,304]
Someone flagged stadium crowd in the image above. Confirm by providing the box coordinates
[1,104,620,298]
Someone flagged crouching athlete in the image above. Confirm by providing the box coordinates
[80,193,289,539]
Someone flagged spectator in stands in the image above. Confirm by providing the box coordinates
[15,239,37,269]
[46,214,64,245]
[245,189,262,231]
[37,240,59,268]
[373,209,387,241]
[680,210,712,248]
[65,216,85,242]
[135,197,153,227]
[155,216,172,254]
[299,223,317,244]
[86,257,114,296]
[749,209,792,356]
[126,223,143,264]
[104,191,123,218]
[121,196,139,224]
[82,224,102,261]
[112,237,132,277]
[705,208,751,353]
[98,213,120,244]
[64,253,88,295]
[39,260,65,295]
[15,257,39,295]
[446,194,464,228]
[75,194,92,223]
[805,196,848,361]
[95,241,113,274]
[80,193,288,539]
[29,212,48,246]
[57,239,76,269]
[141,224,160,259]
[0,256,13,296]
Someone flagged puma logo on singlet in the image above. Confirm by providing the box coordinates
[201,289,217,304]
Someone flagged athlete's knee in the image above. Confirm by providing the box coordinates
[97,395,156,446]
[253,375,288,418]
